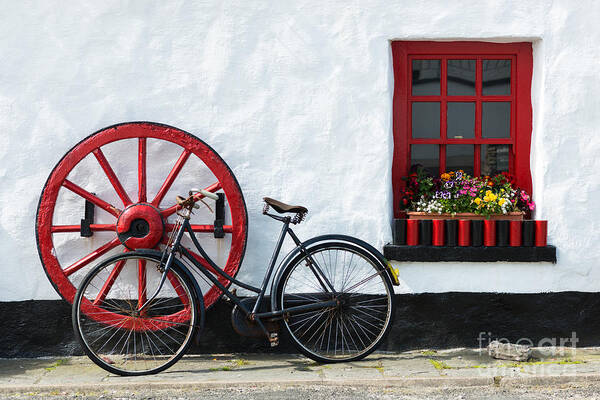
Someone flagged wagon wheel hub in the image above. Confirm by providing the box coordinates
[116,203,165,250]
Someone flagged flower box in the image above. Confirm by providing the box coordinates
[399,169,535,218]
[407,211,524,221]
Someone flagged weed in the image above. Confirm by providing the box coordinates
[233,358,251,367]
[44,359,67,372]
[209,358,252,372]
[209,366,232,372]
[428,359,453,370]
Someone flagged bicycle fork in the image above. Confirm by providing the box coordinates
[137,222,186,313]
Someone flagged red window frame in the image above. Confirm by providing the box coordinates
[391,41,533,217]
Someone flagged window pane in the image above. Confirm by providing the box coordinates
[481,144,510,176]
[412,102,440,139]
[446,145,474,175]
[411,144,439,176]
[447,60,475,96]
[412,60,440,96]
[482,102,511,138]
[483,59,511,95]
[447,102,475,139]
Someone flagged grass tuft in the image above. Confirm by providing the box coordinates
[44,359,67,372]
[429,359,453,370]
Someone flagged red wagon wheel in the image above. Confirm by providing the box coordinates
[36,122,248,310]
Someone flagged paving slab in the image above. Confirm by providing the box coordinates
[2,347,600,394]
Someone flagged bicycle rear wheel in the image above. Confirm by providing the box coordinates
[72,252,202,376]
[277,242,394,363]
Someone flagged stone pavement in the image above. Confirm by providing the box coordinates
[1,347,600,395]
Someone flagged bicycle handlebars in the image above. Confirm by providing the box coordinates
[190,188,219,201]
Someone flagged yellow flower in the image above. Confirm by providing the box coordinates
[498,198,506,206]
[483,192,497,202]
[474,197,482,205]
[441,173,451,181]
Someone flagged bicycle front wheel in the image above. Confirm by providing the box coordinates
[72,252,202,376]
[277,242,394,363]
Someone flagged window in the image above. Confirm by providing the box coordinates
[391,41,533,217]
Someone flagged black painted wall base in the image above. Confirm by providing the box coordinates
[2,293,599,357]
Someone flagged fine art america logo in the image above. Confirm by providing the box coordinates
[473,331,581,377]
[478,331,579,351]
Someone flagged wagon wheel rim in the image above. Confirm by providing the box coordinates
[36,122,248,313]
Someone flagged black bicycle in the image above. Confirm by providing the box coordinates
[72,189,399,375]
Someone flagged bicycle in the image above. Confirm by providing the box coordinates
[72,189,400,376]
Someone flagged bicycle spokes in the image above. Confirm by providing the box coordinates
[279,244,393,362]
[74,254,198,375]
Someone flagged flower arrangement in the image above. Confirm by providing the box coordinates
[399,168,535,217]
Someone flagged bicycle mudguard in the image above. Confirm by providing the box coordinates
[269,234,400,311]
[131,249,206,332]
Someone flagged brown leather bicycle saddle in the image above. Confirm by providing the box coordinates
[263,197,308,214]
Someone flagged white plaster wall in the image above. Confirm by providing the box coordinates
[0,0,598,301]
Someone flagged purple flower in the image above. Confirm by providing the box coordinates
[445,181,454,189]
[442,191,451,199]
[456,171,463,180]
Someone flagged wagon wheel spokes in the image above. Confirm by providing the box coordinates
[92,147,132,207]
[151,148,191,208]
[63,237,122,277]
[37,122,248,319]
[138,137,147,203]
[51,224,115,233]
[62,180,121,217]
[92,254,128,306]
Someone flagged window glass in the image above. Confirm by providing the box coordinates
[412,60,440,96]
[446,144,474,175]
[412,102,440,139]
[447,60,476,96]
[411,144,439,176]
[481,144,510,176]
[482,59,511,95]
[447,102,475,139]
[482,102,511,138]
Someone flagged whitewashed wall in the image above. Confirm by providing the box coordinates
[0,0,598,301]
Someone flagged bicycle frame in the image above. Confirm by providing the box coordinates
[141,212,339,340]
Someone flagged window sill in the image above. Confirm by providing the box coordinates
[383,244,556,263]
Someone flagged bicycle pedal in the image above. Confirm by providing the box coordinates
[269,332,279,347]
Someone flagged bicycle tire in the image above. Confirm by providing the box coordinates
[72,251,203,376]
[277,242,394,363]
